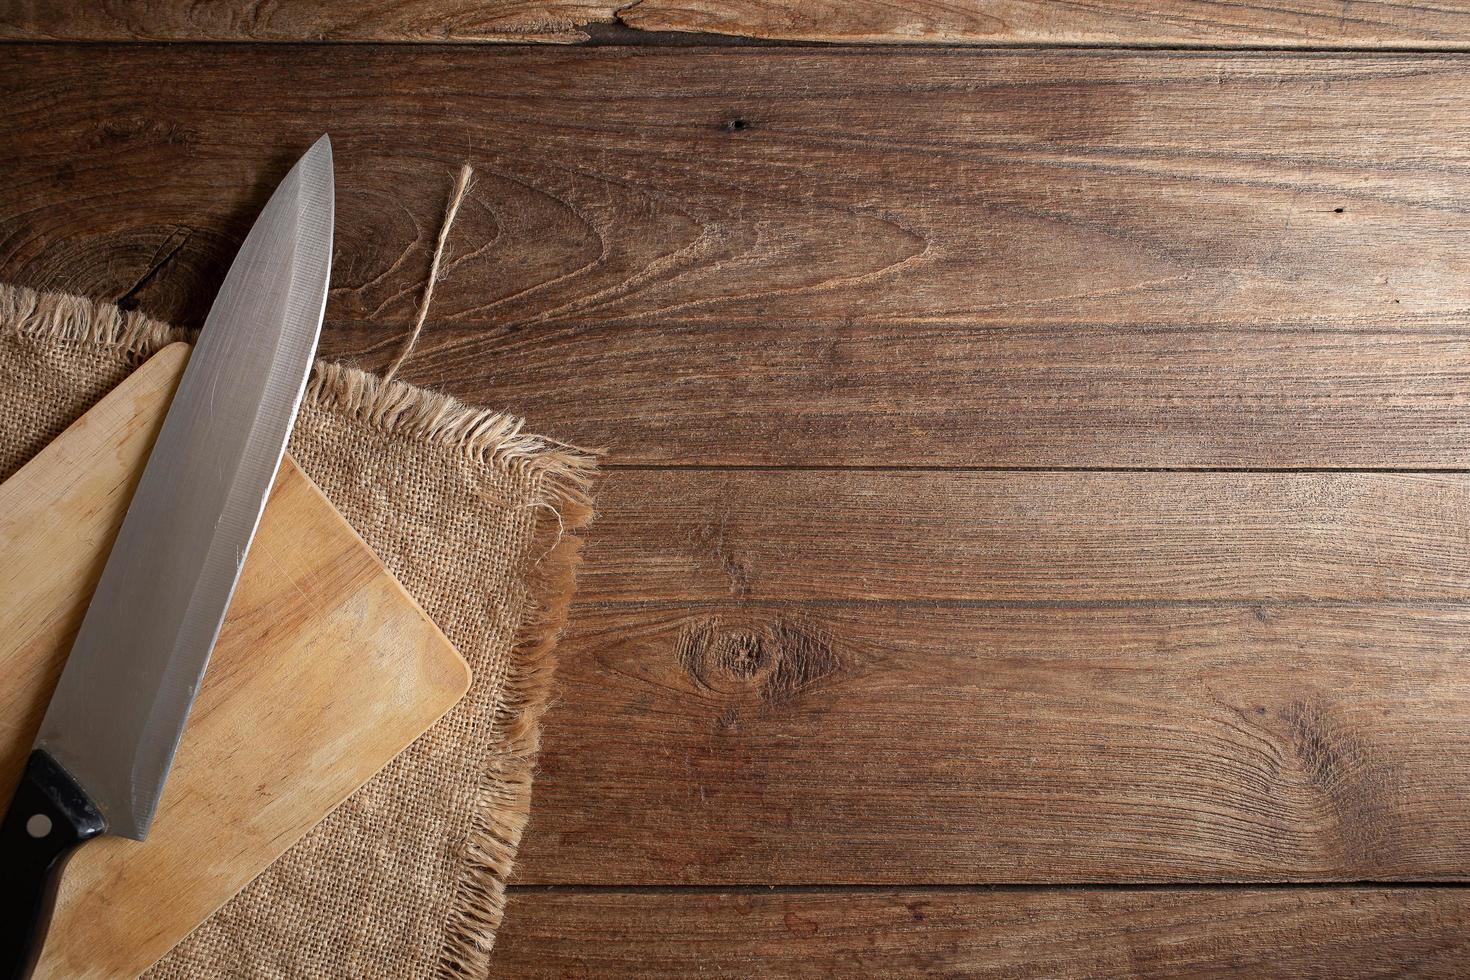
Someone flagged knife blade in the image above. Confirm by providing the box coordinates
[1,135,334,979]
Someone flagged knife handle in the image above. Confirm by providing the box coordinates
[1,750,106,980]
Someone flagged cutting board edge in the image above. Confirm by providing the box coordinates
[135,359,474,974]
[282,453,474,703]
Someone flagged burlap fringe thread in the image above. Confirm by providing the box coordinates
[0,281,596,978]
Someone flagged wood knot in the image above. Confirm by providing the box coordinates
[676,616,840,708]
[1275,699,1400,863]
[1284,700,1373,795]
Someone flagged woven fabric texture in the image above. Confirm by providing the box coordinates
[0,285,595,978]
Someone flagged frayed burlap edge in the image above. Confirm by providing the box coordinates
[0,282,186,355]
[307,363,596,978]
[0,283,596,977]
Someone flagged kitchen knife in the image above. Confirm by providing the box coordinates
[0,135,334,978]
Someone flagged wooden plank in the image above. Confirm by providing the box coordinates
[624,0,1470,48]
[0,0,617,42]
[579,470,1470,604]
[5,0,1470,47]
[515,601,1470,883]
[329,321,1470,468]
[7,48,1464,332]
[1,47,1468,467]
[493,886,1470,977]
[0,345,471,976]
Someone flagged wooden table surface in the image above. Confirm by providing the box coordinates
[4,4,1470,976]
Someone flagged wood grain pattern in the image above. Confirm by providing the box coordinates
[493,886,1470,977]
[4,0,1470,47]
[326,322,1470,468]
[1,47,1468,466]
[0,345,471,978]
[516,601,1470,883]
[0,0,619,42]
[624,0,1470,48]
[580,470,1470,603]
[11,47,1465,332]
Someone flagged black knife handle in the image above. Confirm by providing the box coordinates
[1,750,106,980]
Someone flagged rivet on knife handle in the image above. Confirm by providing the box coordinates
[0,751,106,979]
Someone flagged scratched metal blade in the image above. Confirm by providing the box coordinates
[36,136,334,840]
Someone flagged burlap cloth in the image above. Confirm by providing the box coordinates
[0,284,595,977]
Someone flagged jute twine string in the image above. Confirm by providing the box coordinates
[383,163,475,384]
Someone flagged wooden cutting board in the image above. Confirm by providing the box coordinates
[0,343,472,979]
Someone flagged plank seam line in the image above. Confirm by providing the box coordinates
[507,882,1470,894]
[4,39,1470,56]
[603,464,1470,474]
[571,597,1470,610]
